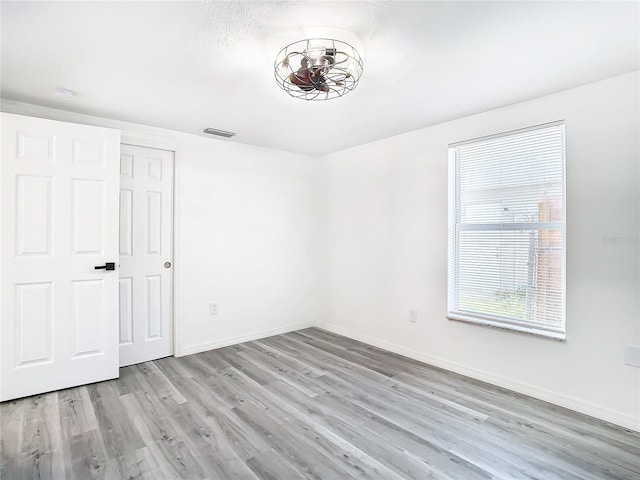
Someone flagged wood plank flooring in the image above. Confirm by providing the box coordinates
[2,327,639,479]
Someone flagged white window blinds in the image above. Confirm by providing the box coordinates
[448,122,566,340]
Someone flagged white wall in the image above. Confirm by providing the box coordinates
[0,101,322,356]
[318,72,640,429]
[176,136,322,354]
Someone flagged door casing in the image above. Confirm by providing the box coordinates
[118,143,175,367]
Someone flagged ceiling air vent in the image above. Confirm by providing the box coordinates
[203,128,236,138]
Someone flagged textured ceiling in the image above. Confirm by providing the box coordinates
[2,1,638,156]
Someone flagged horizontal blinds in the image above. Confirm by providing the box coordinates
[448,123,566,337]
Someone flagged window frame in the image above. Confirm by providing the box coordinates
[447,121,567,341]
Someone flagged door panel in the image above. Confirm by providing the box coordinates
[71,279,105,356]
[146,191,162,255]
[72,179,105,254]
[16,129,55,162]
[72,138,105,166]
[119,277,134,344]
[15,282,53,366]
[119,189,134,256]
[146,275,163,340]
[118,144,173,367]
[1,113,120,401]
[16,175,54,256]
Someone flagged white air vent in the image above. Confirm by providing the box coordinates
[203,128,235,138]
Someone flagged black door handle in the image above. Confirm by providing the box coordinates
[95,262,116,271]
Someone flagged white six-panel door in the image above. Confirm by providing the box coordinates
[118,144,173,367]
[0,113,121,401]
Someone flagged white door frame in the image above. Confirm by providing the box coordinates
[120,135,182,359]
[119,143,176,365]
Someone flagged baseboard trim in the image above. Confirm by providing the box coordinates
[316,322,640,432]
[177,322,315,357]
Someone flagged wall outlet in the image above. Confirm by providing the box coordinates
[409,310,418,323]
[624,345,640,368]
[209,303,218,315]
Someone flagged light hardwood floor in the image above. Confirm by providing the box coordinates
[1,328,639,479]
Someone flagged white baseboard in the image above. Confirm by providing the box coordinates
[177,322,314,357]
[316,322,640,432]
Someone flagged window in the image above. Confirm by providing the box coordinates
[448,122,566,340]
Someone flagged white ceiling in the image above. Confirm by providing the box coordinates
[2,1,638,156]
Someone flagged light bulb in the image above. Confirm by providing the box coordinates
[345,62,354,78]
[306,44,327,65]
[277,58,290,78]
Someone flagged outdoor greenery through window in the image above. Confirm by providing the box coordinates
[448,122,566,340]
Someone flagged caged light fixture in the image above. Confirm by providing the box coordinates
[274,38,363,100]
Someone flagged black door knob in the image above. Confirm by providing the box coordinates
[94,262,116,271]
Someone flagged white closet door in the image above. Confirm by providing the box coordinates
[0,113,121,401]
[118,144,173,367]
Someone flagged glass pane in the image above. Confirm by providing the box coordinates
[457,229,563,327]
[458,128,564,225]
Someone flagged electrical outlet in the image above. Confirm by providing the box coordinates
[625,345,640,368]
[209,303,218,315]
[409,310,418,323]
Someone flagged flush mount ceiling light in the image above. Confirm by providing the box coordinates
[274,38,363,100]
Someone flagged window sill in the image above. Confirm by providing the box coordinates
[447,313,566,341]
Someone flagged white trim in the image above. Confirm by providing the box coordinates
[117,143,181,361]
[172,148,183,357]
[449,120,565,148]
[447,313,566,340]
[178,322,315,357]
[119,143,178,363]
[1,99,186,151]
[316,322,640,432]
